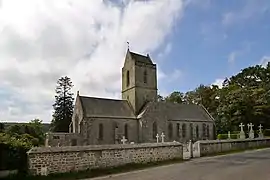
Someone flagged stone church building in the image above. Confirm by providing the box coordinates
[46,50,215,147]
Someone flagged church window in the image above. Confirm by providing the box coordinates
[126,70,130,87]
[124,124,128,139]
[168,123,173,140]
[196,125,199,138]
[202,123,206,138]
[182,123,186,138]
[206,125,210,139]
[98,123,103,140]
[190,123,193,140]
[177,123,180,138]
[143,70,147,83]
[152,122,157,139]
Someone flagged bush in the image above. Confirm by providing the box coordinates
[217,133,239,140]
[0,133,31,173]
[263,129,270,136]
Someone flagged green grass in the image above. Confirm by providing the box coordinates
[1,158,185,180]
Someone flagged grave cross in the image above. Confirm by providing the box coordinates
[248,123,254,131]
[239,123,245,132]
[161,132,165,143]
[121,136,127,144]
[259,124,263,133]
[156,134,159,143]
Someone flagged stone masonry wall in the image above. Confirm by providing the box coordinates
[198,138,270,156]
[27,142,183,176]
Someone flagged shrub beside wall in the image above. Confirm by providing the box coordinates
[0,133,31,173]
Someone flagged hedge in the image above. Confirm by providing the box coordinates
[0,143,29,172]
[0,133,32,173]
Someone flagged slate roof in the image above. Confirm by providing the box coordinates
[79,96,136,118]
[138,101,214,122]
[129,51,153,65]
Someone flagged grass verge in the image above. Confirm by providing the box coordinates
[1,158,185,180]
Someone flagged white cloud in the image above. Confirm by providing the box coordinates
[260,56,270,67]
[0,0,184,122]
[228,51,238,64]
[227,42,252,64]
[222,0,270,27]
[212,78,224,88]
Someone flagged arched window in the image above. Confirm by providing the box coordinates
[124,124,128,139]
[143,70,147,83]
[126,71,130,87]
[152,122,157,139]
[196,125,199,138]
[168,123,173,140]
[177,123,180,138]
[182,123,186,138]
[98,123,103,140]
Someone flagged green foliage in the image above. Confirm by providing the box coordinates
[217,134,239,140]
[0,133,31,172]
[165,91,184,103]
[0,122,4,133]
[5,119,45,146]
[51,76,74,132]
[263,129,270,136]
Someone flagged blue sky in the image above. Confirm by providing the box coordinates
[155,0,270,93]
[0,0,270,122]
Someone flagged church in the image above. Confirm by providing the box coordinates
[46,50,215,147]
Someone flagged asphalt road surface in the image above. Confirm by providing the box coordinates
[88,148,270,180]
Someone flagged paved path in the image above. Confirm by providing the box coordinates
[87,148,270,180]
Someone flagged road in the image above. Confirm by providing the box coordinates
[88,148,270,180]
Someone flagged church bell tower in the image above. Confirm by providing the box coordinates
[122,49,158,115]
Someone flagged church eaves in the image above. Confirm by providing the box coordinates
[79,96,136,119]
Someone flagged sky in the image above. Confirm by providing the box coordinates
[0,0,270,123]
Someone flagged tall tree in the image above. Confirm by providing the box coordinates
[51,76,74,132]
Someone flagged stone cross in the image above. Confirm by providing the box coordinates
[239,123,245,132]
[161,132,165,143]
[248,123,254,131]
[156,134,159,143]
[121,136,127,144]
[239,123,246,139]
[259,124,263,133]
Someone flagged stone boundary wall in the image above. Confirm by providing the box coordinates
[27,142,183,176]
[198,138,270,156]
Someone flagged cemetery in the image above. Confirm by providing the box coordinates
[26,122,270,176]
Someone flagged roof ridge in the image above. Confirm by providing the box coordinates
[79,95,127,102]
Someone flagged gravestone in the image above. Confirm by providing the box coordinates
[248,123,254,139]
[258,124,264,138]
[239,123,246,139]
[156,134,159,143]
[161,132,165,143]
[121,136,127,144]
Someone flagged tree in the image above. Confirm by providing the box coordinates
[0,123,4,133]
[51,76,74,132]
[165,91,184,104]
[5,119,45,145]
